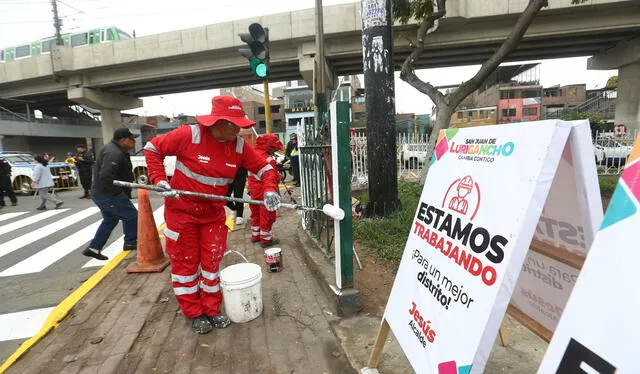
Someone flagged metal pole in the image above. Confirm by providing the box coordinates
[263,79,272,134]
[51,0,63,46]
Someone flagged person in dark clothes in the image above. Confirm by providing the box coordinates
[82,128,138,261]
[0,156,18,207]
[285,133,300,186]
[225,166,248,225]
[75,144,94,198]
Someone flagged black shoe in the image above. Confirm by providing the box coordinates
[11,202,17,207]
[123,243,137,251]
[191,315,213,334]
[36,206,46,211]
[260,238,279,248]
[82,247,108,261]
[55,201,64,209]
[208,314,231,329]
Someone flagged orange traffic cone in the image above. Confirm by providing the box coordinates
[126,189,170,273]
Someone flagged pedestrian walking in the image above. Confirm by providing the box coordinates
[248,133,284,247]
[144,95,280,334]
[75,144,94,198]
[0,156,18,208]
[31,155,63,211]
[82,128,138,261]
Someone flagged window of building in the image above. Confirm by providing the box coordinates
[502,108,516,117]
[270,105,280,113]
[258,107,265,115]
[522,89,540,99]
[273,119,283,129]
[479,110,485,116]
[522,107,538,116]
[457,112,463,119]
[42,39,54,53]
[15,45,31,58]
[353,112,366,121]
[259,121,266,128]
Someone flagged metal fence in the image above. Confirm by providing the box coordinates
[349,128,639,184]
[350,131,430,189]
[12,165,81,194]
[298,100,334,257]
[594,129,638,175]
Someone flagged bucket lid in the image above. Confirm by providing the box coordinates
[220,263,262,286]
[264,247,282,255]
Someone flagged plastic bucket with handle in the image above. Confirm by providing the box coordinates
[220,252,263,323]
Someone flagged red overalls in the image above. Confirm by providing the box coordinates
[144,124,277,318]
[248,151,280,244]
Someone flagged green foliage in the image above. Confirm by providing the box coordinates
[561,112,612,134]
[599,175,619,197]
[353,181,423,268]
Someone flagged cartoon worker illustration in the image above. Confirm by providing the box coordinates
[449,175,474,215]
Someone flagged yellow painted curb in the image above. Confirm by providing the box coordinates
[0,250,130,373]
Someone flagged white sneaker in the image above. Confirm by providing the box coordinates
[235,217,245,225]
[229,211,237,220]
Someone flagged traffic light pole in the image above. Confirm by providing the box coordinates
[263,79,272,134]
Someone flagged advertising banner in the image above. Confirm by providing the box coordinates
[538,135,640,373]
[383,120,573,373]
[510,121,603,336]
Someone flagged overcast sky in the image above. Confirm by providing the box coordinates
[0,0,617,116]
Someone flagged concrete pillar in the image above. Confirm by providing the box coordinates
[100,109,122,144]
[615,62,640,135]
[67,86,142,144]
[588,37,640,135]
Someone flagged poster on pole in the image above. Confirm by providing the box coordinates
[538,135,640,374]
[361,0,387,29]
[509,122,603,338]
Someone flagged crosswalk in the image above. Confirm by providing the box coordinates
[0,205,165,276]
[0,203,166,346]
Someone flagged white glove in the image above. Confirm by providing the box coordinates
[156,180,179,199]
[263,191,281,212]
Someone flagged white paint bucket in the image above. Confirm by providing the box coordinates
[220,263,263,323]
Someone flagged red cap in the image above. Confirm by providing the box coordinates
[255,133,284,152]
[195,96,256,128]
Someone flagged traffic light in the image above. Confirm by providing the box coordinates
[238,23,270,79]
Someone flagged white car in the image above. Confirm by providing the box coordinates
[399,143,428,168]
[130,149,176,184]
[594,138,632,167]
[0,152,76,194]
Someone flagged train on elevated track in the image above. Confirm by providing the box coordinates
[0,26,132,63]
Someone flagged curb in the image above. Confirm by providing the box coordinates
[0,250,131,374]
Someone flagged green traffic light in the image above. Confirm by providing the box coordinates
[255,63,268,78]
[249,58,268,78]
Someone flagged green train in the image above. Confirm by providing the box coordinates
[0,26,132,63]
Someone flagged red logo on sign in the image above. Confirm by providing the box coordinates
[442,175,481,220]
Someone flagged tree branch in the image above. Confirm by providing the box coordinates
[450,0,548,107]
[399,0,446,104]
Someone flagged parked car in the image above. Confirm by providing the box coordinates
[399,143,428,168]
[594,138,632,167]
[0,151,76,194]
[130,149,176,184]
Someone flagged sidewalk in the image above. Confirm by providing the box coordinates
[5,205,356,374]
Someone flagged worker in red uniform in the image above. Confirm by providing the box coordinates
[248,134,284,247]
[144,96,280,334]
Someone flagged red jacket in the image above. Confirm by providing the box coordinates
[248,150,279,193]
[144,124,278,205]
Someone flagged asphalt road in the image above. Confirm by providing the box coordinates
[0,188,166,365]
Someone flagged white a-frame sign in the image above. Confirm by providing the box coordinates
[365,120,602,374]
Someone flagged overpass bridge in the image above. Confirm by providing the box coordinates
[1,0,639,139]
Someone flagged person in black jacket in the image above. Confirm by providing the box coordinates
[0,157,18,208]
[82,128,139,261]
[75,144,94,199]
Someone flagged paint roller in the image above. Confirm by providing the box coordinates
[113,180,346,221]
